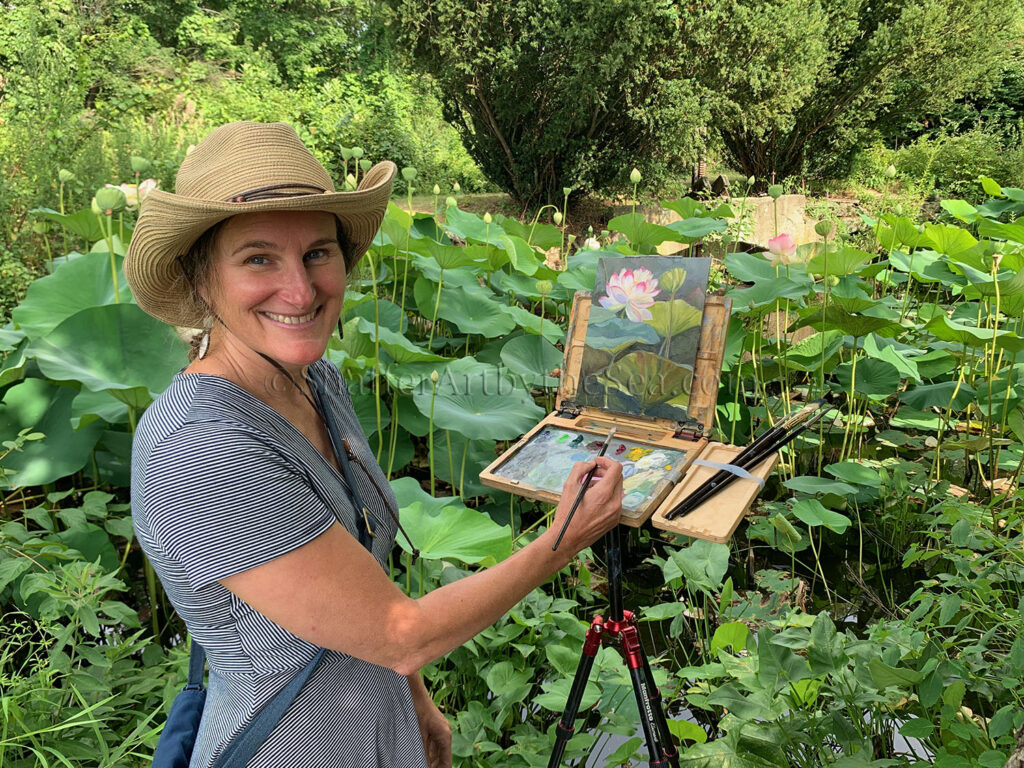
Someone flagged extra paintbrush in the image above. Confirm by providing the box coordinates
[664,397,834,521]
[552,426,616,552]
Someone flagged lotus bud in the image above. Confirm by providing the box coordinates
[32,220,51,235]
[401,166,417,181]
[452,182,461,193]
[562,187,572,197]
[583,237,600,250]
[553,211,563,225]
[567,234,576,245]
[746,175,755,187]
[483,212,492,224]
[58,168,75,183]
[340,147,353,160]
[588,225,594,235]
[884,164,897,179]
[95,186,127,214]
[814,220,835,238]
[359,159,372,172]
[185,143,196,155]
[130,155,152,174]
[345,174,357,190]
[828,275,839,287]
[536,279,553,295]
[432,184,441,196]
[430,369,439,384]
[600,229,609,239]
[351,147,364,159]
[445,196,457,207]
[91,196,102,215]
[629,168,642,184]
[767,184,784,199]
[661,267,687,294]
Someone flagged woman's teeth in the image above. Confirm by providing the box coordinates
[264,309,318,324]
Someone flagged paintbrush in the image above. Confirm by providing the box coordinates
[552,426,616,552]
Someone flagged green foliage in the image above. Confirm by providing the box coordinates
[391,0,707,206]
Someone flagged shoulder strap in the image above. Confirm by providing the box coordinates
[187,640,326,768]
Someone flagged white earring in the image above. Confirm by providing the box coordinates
[197,329,210,360]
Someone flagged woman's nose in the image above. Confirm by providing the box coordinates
[277,258,316,306]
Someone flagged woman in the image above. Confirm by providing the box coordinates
[125,122,623,768]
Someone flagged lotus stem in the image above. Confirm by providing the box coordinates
[428,269,444,349]
[428,379,438,496]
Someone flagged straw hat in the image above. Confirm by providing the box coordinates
[124,121,396,328]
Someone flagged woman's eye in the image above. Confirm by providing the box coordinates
[245,255,269,266]
[304,248,328,262]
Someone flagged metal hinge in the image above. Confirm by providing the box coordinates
[674,421,704,441]
[556,400,582,418]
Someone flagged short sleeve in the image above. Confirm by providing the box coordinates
[141,421,337,591]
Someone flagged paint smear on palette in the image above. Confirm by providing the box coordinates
[493,426,687,515]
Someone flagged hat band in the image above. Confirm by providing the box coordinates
[226,183,327,203]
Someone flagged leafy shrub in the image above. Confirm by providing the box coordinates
[891,129,1024,201]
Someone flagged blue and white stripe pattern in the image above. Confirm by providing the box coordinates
[132,358,426,767]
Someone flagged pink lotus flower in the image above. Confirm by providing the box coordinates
[599,267,661,322]
[105,179,159,210]
[766,233,797,264]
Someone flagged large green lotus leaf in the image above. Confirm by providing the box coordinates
[0,338,30,388]
[728,278,811,311]
[348,297,407,333]
[12,251,132,339]
[914,349,957,379]
[431,434,499,499]
[497,304,564,344]
[394,394,431,436]
[355,318,447,364]
[724,251,779,283]
[585,317,660,353]
[782,476,859,497]
[790,498,851,534]
[877,215,925,250]
[782,330,844,372]
[995,332,1024,356]
[608,213,679,252]
[862,333,921,384]
[823,293,879,314]
[71,388,131,428]
[412,364,544,440]
[493,214,562,250]
[411,212,451,242]
[492,271,572,303]
[824,461,882,487]
[442,205,506,246]
[977,218,1024,245]
[950,261,1024,298]
[924,315,995,346]
[556,249,603,291]
[349,391,392,437]
[885,249,942,283]
[410,254,483,290]
[28,304,186,406]
[0,378,103,488]
[499,234,540,276]
[806,247,873,278]
[407,235,475,270]
[382,357,479,395]
[921,223,977,256]
[389,482,511,565]
[940,199,980,223]
[800,305,902,338]
[598,351,692,409]
[436,285,516,338]
[644,298,704,337]
[834,357,901,396]
[29,207,112,243]
[898,381,975,411]
[500,335,562,388]
[664,216,727,244]
[0,327,25,352]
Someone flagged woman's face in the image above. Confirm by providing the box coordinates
[202,209,346,373]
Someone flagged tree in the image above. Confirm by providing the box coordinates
[391,0,707,207]
[684,0,1021,182]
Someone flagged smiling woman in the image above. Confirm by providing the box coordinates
[122,122,624,768]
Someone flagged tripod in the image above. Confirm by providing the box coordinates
[548,524,680,767]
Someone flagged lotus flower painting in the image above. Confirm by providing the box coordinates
[578,256,712,421]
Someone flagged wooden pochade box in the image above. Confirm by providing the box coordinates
[480,287,777,544]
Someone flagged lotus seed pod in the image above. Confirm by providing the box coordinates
[340,147,353,160]
[536,279,553,295]
[432,184,441,196]
[452,182,461,193]
[562,187,572,197]
[91,196,102,215]
[767,184,784,199]
[553,211,563,225]
[445,196,457,207]
[359,159,372,172]
[58,168,75,183]
[814,220,835,237]
[130,155,152,174]
[483,212,492,224]
[32,220,51,235]
[600,229,609,238]
[630,168,642,184]
[430,370,439,384]
[351,147,364,159]
[401,166,417,181]
[828,275,839,287]
[885,164,897,179]
[95,186,127,214]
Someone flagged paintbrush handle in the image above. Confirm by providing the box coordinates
[552,428,615,552]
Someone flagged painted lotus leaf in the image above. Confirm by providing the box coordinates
[643,298,703,338]
[597,351,693,410]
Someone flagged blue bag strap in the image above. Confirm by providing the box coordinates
[186,639,206,690]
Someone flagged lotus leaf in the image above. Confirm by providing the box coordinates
[443,205,506,246]
[30,207,115,243]
[834,357,901,397]
[494,214,562,250]
[790,498,851,534]
[724,251,779,283]
[499,234,540,276]
[0,378,104,488]
[665,217,727,244]
[783,476,860,497]
[348,297,408,333]
[800,305,902,338]
[940,199,980,223]
[556,249,602,291]
[728,277,812,311]
[0,327,25,352]
[644,298,704,338]
[430,434,499,499]
[924,315,995,346]
[499,335,562,387]
[28,304,186,407]
[783,331,844,372]
[497,304,565,344]
[0,339,29,388]
[597,351,692,410]
[806,247,873,278]
[71,388,131,428]
[862,334,921,384]
[12,251,133,339]
[408,236,475,270]
[977,218,1024,245]
[355,318,447,364]
[825,461,882,487]
[922,223,978,256]
[412,364,543,440]
[876,215,924,250]
[608,213,679,253]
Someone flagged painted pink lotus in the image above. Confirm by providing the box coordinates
[599,267,661,322]
[766,232,797,264]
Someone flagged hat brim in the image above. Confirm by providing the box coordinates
[124,160,396,328]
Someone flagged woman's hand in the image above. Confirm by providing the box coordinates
[408,673,452,768]
[548,456,623,555]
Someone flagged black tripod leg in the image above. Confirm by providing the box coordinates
[637,641,680,767]
[548,621,604,768]
[620,621,678,768]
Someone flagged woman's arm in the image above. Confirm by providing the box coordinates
[219,457,622,675]
[408,672,452,768]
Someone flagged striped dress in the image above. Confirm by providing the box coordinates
[132,358,426,768]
